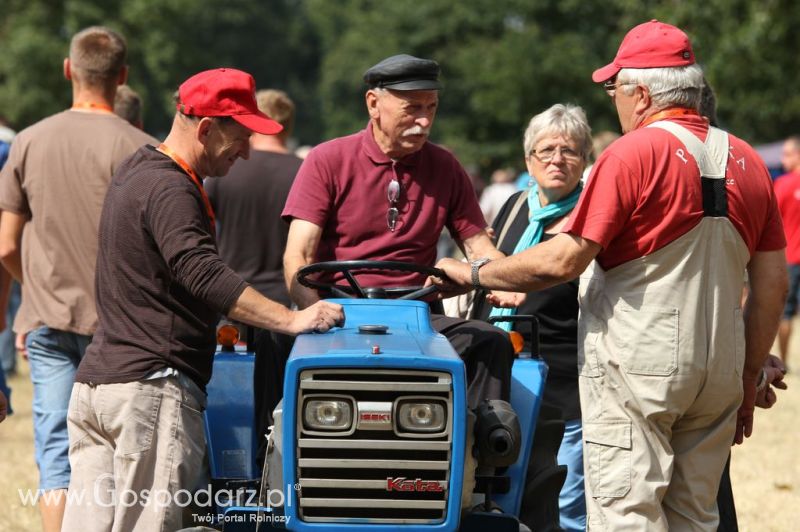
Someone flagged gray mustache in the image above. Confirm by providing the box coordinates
[402,126,430,137]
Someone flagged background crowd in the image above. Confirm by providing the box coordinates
[1,3,799,532]
[2,0,800,178]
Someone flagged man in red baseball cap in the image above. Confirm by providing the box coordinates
[591,19,695,84]
[61,68,343,532]
[434,20,787,530]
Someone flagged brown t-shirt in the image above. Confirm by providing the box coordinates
[0,110,156,335]
[75,146,248,390]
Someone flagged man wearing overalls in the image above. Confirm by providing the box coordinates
[434,20,787,530]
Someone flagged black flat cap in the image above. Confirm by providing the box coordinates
[364,54,441,91]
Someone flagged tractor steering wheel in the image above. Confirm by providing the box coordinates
[296,260,448,301]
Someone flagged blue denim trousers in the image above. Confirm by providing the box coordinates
[0,281,21,373]
[26,326,92,491]
[0,364,11,415]
[558,418,587,531]
[783,264,800,318]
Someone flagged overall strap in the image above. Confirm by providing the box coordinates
[648,121,730,218]
[496,191,529,249]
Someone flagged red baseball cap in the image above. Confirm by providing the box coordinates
[592,20,695,83]
[177,68,283,135]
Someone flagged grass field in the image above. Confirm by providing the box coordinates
[1,347,798,531]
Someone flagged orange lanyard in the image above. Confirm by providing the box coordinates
[71,102,114,113]
[639,107,700,129]
[155,143,216,228]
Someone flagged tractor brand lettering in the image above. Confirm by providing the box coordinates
[386,477,445,492]
[360,412,391,422]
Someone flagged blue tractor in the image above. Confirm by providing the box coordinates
[202,261,566,531]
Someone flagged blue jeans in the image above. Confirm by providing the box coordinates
[782,264,800,318]
[0,364,11,415]
[558,418,586,531]
[0,281,20,373]
[27,326,92,491]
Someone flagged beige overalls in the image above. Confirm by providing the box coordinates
[578,123,750,531]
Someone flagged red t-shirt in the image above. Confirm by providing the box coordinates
[282,124,486,286]
[564,114,785,270]
[774,170,800,264]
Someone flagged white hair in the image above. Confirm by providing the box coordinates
[523,103,593,159]
[618,64,704,111]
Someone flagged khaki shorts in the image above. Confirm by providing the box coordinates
[62,378,206,532]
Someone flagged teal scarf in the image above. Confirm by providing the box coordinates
[488,181,583,331]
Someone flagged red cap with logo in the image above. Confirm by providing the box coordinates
[592,20,695,83]
[177,68,283,135]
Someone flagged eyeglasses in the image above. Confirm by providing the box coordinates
[387,177,400,232]
[531,146,582,164]
[603,78,636,97]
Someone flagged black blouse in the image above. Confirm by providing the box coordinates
[471,190,580,420]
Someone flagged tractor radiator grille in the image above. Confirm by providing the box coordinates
[297,369,453,524]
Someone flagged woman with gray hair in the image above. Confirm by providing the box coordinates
[471,103,593,531]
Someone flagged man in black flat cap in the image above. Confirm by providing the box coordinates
[282,54,517,410]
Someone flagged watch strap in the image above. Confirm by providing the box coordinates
[471,258,490,289]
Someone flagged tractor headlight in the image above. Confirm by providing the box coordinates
[397,399,446,433]
[303,397,353,431]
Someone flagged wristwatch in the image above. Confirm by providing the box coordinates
[470,258,492,289]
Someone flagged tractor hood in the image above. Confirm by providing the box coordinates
[289,299,460,362]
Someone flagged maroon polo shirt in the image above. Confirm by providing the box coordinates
[282,123,486,287]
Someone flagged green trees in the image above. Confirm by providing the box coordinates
[308,0,800,171]
[662,0,800,141]
[0,1,70,129]
[1,0,798,174]
[0,0,320,137]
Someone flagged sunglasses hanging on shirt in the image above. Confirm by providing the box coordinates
[387,177,401,232]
